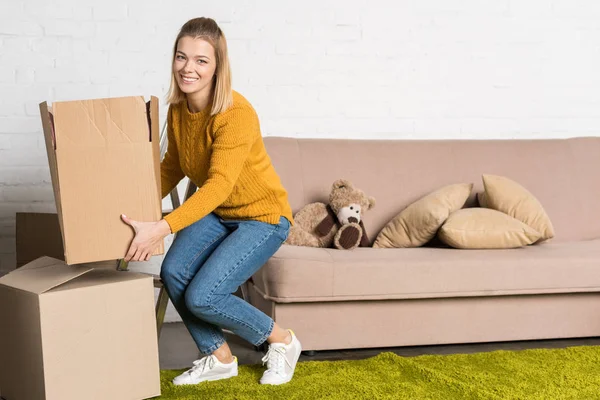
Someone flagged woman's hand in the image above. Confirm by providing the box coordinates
[121,214,172,262]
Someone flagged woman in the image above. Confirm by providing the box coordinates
[120,17,301,386]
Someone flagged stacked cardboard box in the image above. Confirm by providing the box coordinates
[0,257,161,400]
[40,95,164,264]
[0,96,164,400]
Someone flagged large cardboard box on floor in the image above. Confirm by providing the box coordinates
[0,257,161,400]
[39,96,164,265]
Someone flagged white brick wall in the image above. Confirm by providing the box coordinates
[1,0,599,322]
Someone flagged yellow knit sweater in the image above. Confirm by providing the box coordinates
[161,91,293,234]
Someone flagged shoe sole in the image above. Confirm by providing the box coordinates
[260,375,293,385]
[173,369,238,386]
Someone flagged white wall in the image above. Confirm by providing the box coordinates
[1,0,599,321]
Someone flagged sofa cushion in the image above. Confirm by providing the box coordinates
[252,240,600,303]
[482,174,555,241]
[373,183,472,248]
[265,137,600,243]
[438,208,541,249]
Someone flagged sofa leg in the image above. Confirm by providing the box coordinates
[302,350,316,356]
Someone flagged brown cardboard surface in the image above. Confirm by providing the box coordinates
[50,266,147,292]
[16,212,119,270]
[18,254,64,271]
[41,270,159,399]
[16,212,65,267]
[0,256,92,294]
[56,143,161,263]
[149,98,161,200]
[39,96,164,265]
[53,97,149,146]
[0,286,46,400]
[39,102,65,245]
[0,257,161,400]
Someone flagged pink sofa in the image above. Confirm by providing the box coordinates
[247,136,600,352]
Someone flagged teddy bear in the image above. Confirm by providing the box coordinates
[285,179,376,250]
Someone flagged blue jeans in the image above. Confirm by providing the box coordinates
[160,213,290,355]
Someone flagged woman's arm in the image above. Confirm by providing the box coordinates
[163,105,260,233]
[160,105,185,199]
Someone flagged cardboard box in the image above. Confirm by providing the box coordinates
[39,96,164,265]
[15,212,117,269]
[15,212,64,268]
[0,257,161,400]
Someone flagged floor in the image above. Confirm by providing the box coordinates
[158,321,600,370]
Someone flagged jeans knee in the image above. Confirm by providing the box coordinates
[160,258,182,289]
[185,290,213,317]
[159,263,170,284]
[186,291,228,319]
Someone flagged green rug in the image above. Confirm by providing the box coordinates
[159,346,600,399]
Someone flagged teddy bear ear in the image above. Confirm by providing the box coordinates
[332,179,353,190]
[367,196,376,210]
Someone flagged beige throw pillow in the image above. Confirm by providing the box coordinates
[482,174,554,241]
[373,183,473,248]
[438,208,542,249]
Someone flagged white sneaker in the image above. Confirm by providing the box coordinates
[172,355,238,385]
[260,329,302,385]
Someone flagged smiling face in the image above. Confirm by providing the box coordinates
[172,36,217,101]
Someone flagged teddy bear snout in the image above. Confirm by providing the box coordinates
[337,204,362,225]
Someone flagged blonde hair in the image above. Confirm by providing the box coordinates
[166,17,233,115]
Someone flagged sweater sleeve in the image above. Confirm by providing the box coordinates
[163,105,260,233]
[160,105,185,199]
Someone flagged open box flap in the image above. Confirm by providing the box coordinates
[52,96,150,147]
[0,256,93,295]
[149,96,161,202]
[39,102,66,253]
